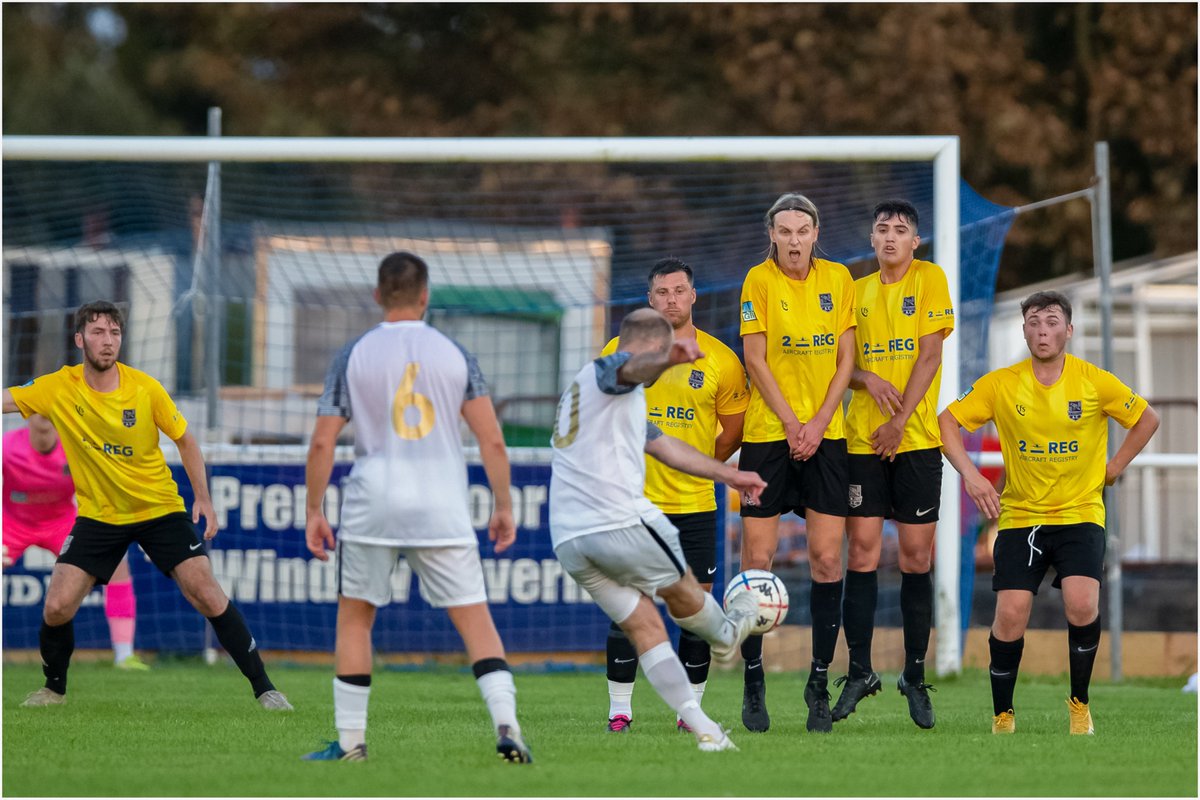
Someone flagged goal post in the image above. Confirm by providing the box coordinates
[2,134,965,674]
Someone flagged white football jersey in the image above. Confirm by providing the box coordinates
[549,352,669,547]
[318,320,488,546]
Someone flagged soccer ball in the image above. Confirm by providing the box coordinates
[723,569,789,635]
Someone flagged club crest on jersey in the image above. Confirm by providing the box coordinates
[741,301,757,322]
[819,293,833,312]
[122,408,137,428]
[688,369,705,389]
[848,484,863,509]
[1067,400,1082,421]
[902,296,916,316]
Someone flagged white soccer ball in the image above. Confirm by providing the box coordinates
[723,569,789,635]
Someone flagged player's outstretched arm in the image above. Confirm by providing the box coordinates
[645,433,766,506]
[304,415,346,561]
[174,430,218,540]
[461,396,516,553]
[1106,403,1160,485]
[938,409,1000,520]
[2,389,19,414]
[617,338,704,386]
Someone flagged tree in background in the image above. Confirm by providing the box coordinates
[2,3,1195,286]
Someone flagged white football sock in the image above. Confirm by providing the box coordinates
[608,680,634,719]
[333,678,370,750]
[113,642,133,663]
[671,593,737,648]
[476,669,520,735]
[640,642,721,738]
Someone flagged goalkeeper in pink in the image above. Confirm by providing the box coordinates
[3,414,148,670]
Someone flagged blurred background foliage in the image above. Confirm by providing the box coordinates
[3,2,1195,288]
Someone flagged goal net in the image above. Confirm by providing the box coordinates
[2,137,1014,673]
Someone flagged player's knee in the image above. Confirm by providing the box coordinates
[898,550,932,573]
[1063,597,1099,626]
[42,597,77,626]
[809,554,843,583]
[847,542,880,572]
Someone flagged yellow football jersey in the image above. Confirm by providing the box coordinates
[738,257,856,443]
[9,363,189,524]
[601,328,749,513]
[847,259,955,454]
[946,354,1148,529]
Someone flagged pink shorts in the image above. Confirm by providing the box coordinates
[2,514,75,567]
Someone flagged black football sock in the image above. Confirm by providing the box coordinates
[606,621,639,683]
[40,620,75,695]
[1068,615,1102,704]
[810,579,843,671]
[741,634,765,685]
[208,602,275,697]
[900,571,934,683]
[678,629,712,685]
[842,570,878,675]
[989,633,1024,715]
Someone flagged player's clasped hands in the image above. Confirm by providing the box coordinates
[870,417,905,461]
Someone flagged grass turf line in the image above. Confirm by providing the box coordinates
[3,662,1196,797]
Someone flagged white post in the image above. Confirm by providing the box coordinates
[933,140,963,676]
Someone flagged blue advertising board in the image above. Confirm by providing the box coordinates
[3,461,725,653]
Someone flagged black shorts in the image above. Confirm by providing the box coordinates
[738,439,849,519]
[847,448,943,523]
[57,512,206,585]
[668,510,718,581]
[992,522,1105,595]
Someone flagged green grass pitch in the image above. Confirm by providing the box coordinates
[3,660,1196,796]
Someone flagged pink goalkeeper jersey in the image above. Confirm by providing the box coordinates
[3,428,77,533]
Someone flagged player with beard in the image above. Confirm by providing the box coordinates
[3,301,291,710]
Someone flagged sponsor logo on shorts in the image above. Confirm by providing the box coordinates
[60,535,73,555]
[916,507,935,517]
[189,542,203,551]
[688,369,705,390]
[122,408,137,428]
[741,301,757,322]
[848,484,863,509]
[706,567,717,575]
[818,293,833,312]
[902,296,916,316]
[1068,400,1082,421]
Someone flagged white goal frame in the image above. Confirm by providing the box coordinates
[3,134,966,675]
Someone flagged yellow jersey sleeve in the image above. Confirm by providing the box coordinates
[739,265,770,337]
[946,372,999,433]
[917,261,955,339]
[1088,363,1149,429]
[713,339,750,417]
[148,374,189,441]
[8,369,62,418]
[837,268,857,338]
[600,336,619,357]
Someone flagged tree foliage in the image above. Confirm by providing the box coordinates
[3,3,1195,286]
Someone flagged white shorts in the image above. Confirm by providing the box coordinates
[554,520,687,624]
[338,539,487,608]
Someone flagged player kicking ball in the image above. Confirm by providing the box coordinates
[550,308,768,752]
